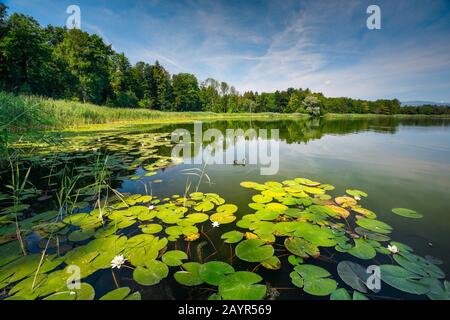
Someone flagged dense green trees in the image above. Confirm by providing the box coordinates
[0,6,449,115]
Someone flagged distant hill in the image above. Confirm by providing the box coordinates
[402,101,450,107]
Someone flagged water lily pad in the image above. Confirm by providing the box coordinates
[261,256,281,270]
[218,271,266,300]
[240,181,258,189]
[194,201,214,212]
[140,224,163,234]
[348,238,377,260]
[288,255,303,266]
[99,287,131,300]
[337,261,369,293]
[133,260,169,286]
[356,218,392,234]
[221,231,244,244]
[326,205,350,219]
[199,261,235,286]
[392,208,423,219]
[252,195,272,204]
[185,213,209,223]
[210,212,236,224]
[235,239,274,263]
[161,250,188,267]
[292,264,337,296]
[284,237,319,258]
[380,265,430,295]
[174,262,204,286]
[346,189,368,198]
[330,288,351,300]
[335,196,357,207]
[217,204,238,215]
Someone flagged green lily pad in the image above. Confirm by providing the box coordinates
[221,231,244,244]
[218,271,266,300]
[392,208,423,219]
[99,287,131,300]
[252,195,272,204]
[194,201,214,212]
[330,288,351,300]
[346,189,368,198]
[348,238,377,260]
[337,261,369,293]
[133,260,169,286]
[161,250,188,267]
[284,237,319,258]
[68,229,95,242]
[140,224,163,234]
[356,218,392,234]
[292,264,337,296]
[235,239,274,263]
[199,261,235,286]
[379,265,430,295]
[261,256,281,270]
[174,262,204,286]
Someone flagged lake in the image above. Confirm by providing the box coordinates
[1,117,449,300]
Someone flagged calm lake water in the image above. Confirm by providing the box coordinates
[115,117,450,299]
[3,117,450,300]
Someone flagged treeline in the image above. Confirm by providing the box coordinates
[1,5,449,115]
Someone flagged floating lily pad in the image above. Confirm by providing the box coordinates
[235,239,274,263]
[337,261,369,293]
[284,237,319,258]
[392,208,423,219]
[348,238,377,260]
[380,265,430,295]
[221,231,244,244]
[133,260,169,286]
[218,271,266,300]
[346,189,368,198]
[330,288,351,300]
[261,256,281,270]
[161,250,188,267]
[356,218,392,234]
[100,287,132,300]
[199,261,235,286]
[252,195,273,204]
[174,262,204,286]
[292,264,337,296]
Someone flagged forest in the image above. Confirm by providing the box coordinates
[1,5,449,116]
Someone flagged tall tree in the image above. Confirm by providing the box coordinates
[151,61,172,110]
[172,73,200,111]
[53,29,112,104]
[0,13,52,94]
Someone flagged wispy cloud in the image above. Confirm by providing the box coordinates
[5,0,450,101]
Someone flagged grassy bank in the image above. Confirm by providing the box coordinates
[0,92,308,132]
[2,92,450,134]
[324,113,450,119]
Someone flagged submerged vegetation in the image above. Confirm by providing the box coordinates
[0,127,448,300]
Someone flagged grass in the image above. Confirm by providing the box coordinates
[1,91,449,136]
[324,113,450,119]
[0,92,308,133]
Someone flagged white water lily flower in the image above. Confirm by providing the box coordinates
[69,291,76,295]
[387,245,399,254]
[111,255,126,269]
[354,196,361,201]
[148,205,155,210]
[212,221,220,228]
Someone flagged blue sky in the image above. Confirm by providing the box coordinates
[4,0,450,101]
